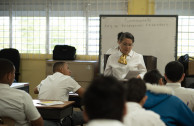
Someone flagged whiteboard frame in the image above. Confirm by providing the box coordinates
[99,15,178,74]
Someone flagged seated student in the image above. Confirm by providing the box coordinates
[143,69,164,85]
[0,58,43,126]
[83,76,126,126]
[34,61,85,126]
[143,69,194,126]
[165,61,194,111]
[124,78,165,126]
[104,32,146,79]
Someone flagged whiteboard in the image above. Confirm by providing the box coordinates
[100,15,178,75]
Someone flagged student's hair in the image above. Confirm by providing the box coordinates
[117,32,124,41]
[83,76,125,121]
[0,58,14,80]
[53,62,66,73]
[165,61,184,82]
[126,78,146,103]
[143,69,163,84]
[119,32,134,43]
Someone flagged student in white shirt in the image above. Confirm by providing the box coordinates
[83,76,126,126]
[34,62,84,101]
[124,78,165,126]
[104,32,147,79]
[165,61,194,111]
[34,61,85,126]
[143,69,165,85]
[0,58,43,126]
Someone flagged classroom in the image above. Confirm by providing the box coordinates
[0,0,194,126]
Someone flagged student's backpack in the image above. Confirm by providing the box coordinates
[53,45,76,60]
[178,54,189,72]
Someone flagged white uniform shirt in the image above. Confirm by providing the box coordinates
[86,119,124,126]
[124,102,165,126]
[37,72,81,101]
[104,50,147,79]
[0,83,41,126]
[166,83,194,111]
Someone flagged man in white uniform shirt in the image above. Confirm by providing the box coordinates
[124,78,165,126]
[104,32,146,79]
[0,58,43,126]
[34,62,84,101]
[165,61,194,111]
[34,61,85,126]
[83,76,126,126]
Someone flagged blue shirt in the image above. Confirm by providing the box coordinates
[144,91,194,126]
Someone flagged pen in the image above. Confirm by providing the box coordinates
[37,103,45,105]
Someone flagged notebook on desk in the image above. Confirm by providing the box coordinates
[124,70,140,80]
[37,101,64,106]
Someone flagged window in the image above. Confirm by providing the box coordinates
[178,16,194,56]
[49,17,87,55]
[0,0,128,56]
[0,17,9,48]
[155,0,194,56]
[12,17,46,53]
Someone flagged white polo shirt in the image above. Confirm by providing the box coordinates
[166,83,194,111]
[104,50,147,79]
[0,83,41,126]
[124,102,165,126]
[37,72,81,101]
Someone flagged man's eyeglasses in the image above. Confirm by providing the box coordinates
[122,43,133,47]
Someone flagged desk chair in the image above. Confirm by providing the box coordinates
[0,117,15,126]
[68,93,83,126]
[69,93,83,111]
[0,48,20,82]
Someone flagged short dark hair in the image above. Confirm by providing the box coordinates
[143,69,163,84]
[83,76,125,121]
[0,58,14,80]
[165,61,184,82]
[126,78,146,103]
[53,62,66,73]
[119,32,134,43]
[117,32,124,41]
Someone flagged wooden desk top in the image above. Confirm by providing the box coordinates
[33,99,75,109]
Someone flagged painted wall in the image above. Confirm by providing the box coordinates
[20,58,46,98]
[128,0,154,15]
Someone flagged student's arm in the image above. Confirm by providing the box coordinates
[76,87,85,97]
[33,87,39,94]
[31,117,44,126]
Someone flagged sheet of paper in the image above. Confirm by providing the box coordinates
[38,101,64,106]
[124,70,140,80]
